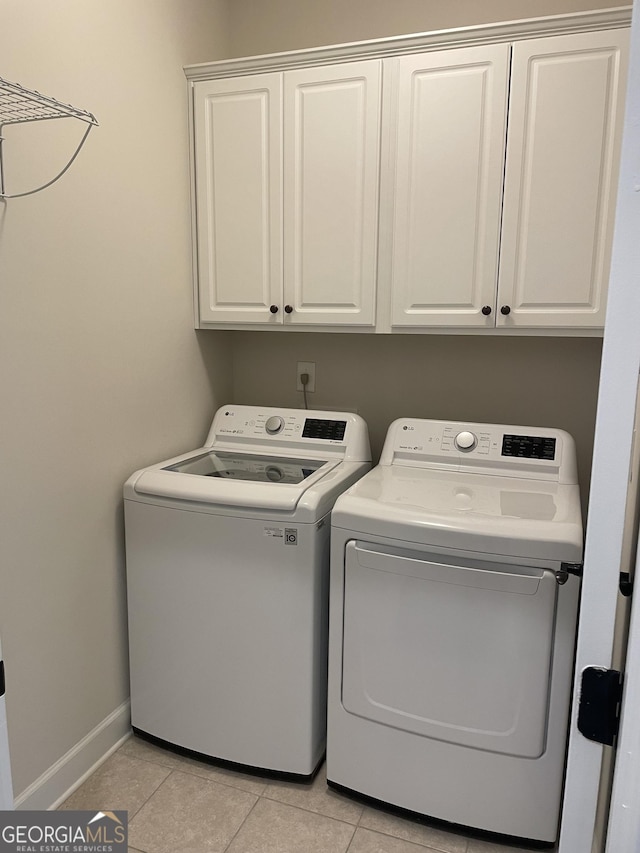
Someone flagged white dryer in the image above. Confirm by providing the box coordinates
[125,405,370,779]
[327,418,583,844]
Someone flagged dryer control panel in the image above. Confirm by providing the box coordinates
[381,418,577,484]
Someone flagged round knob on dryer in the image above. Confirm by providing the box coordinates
[265,416,285,435]
[454,430,477,452]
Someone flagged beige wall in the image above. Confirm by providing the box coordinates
[0,0,231,798]
[231,332,602,501]
[226,0,626,56]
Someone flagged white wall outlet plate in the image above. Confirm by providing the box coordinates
[296,361,316,392]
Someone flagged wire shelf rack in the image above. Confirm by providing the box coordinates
[0,76,98,198]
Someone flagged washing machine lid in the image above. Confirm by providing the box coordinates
[163,450,327,484]
[332,465,583,563]
[129,449,340,511]
[126,406,371,514]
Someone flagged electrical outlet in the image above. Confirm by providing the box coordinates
[296,361,316,393]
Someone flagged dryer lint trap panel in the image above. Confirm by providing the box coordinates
[0,76,98,199]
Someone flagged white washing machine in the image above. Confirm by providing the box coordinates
[124,404,370,779]
[327,418,583,844]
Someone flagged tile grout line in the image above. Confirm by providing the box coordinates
[355,819,470,853]
[354,801,470,853]
[348,823,470,853]
[345,828,357,853]
[221,794,262,853]
[267,795,364,828]
[126,767,176,823]
[235,794,360,853]
[121,746,481,853]
[259,790,364,827]
[341,818,358,853]
[123,746,371,829]
[122,749,270,797]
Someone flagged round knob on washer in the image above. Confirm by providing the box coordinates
[265,416,285,435]
[455,430,477,451]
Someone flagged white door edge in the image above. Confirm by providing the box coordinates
[606,529,640,850]
[559,3,640,851]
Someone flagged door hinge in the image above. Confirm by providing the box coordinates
[619,571,634,597]
[577,667,623,746]
[555,562,583,585]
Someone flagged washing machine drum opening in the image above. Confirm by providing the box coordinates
[163,451,325,484]
[341,542,558,759]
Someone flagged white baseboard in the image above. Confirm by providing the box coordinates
[14,700,131,811]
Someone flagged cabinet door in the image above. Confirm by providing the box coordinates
[498,30,628,329]
[194,74,283,325]
[283,61,381,326]
[388,45,510,328]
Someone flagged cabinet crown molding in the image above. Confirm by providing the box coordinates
[184,6,631,80]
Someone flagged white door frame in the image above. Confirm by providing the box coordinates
[606,539,640,850]
[559,2,640,850]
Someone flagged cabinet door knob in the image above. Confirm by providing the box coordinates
[284,304,293,314]
[500,305,511,315]
[481,305,492,316]
[269,305,279,314]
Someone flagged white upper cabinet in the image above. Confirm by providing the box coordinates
[386,29,628,330]
[498,30,628,329]
[187,9,629,333]
[387,45,510,327]
[193,62,381,328]
[283,62,381,326]
[194,74,282,325]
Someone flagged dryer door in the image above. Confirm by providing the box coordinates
[341,541,558,758]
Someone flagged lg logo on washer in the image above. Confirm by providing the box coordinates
[285,528,298,546]
[262,527,298,545]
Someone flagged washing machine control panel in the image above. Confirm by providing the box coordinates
[454,430,477,452]
[501,434,557,460]
[265,416,285,435]
[302,418,347,441]
[206,406,369,460]
[215,409,346,441]
[384,419,575,482]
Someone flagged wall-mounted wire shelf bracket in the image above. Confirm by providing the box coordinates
[0,76,98,199]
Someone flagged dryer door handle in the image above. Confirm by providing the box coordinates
[352,543,546,594]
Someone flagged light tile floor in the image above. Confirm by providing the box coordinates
[59,736,550,853]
